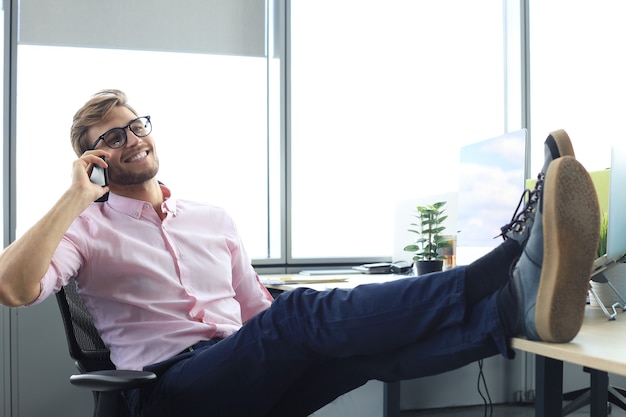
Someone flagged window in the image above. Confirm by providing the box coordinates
[0,4,5,414]
[14,1,618,270]
[17,47,271,259]
[289,1,507,261]
[15,0,277,261]
[529,0,626,173]
[0,6,4,248]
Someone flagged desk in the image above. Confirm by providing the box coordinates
[512,307,626,417]
[262,273,404,417]
[261,273,401,292]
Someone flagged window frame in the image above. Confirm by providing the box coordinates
[3,0,528,273]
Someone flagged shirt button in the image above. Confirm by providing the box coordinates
[144,203,151,209]
[133,211,140,217]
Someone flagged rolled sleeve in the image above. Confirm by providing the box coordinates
[28,236,83,306]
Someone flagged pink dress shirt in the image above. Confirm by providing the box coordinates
[33,185,273,370]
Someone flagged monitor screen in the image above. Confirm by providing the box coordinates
[455,129,527,265]
[606,143,626,263]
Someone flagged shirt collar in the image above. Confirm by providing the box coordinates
[160,185,177,216]
[105,183,177,219]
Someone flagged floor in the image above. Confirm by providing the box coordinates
[400,403,626,416]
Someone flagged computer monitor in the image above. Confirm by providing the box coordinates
[599,143,626,267]
[589,143,626,317]
[455,129,527,265]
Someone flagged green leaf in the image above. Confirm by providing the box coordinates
[403,200,450,261]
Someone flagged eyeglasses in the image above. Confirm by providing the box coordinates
[90,116,152,150]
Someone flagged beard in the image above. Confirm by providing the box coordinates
[108,157,160,186]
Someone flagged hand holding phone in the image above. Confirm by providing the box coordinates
[89,156,109,202]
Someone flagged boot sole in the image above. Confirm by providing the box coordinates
[535,156,600,342]
[548,129,576,159]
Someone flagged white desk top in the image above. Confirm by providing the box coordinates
[260,273,403,292]
[512,306,626,376]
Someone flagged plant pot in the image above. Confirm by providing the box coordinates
[415,260,443,276]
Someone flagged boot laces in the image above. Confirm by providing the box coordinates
[496,172,544,240]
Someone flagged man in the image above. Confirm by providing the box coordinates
[0,90,600,416]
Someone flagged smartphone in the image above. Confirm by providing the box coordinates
[90,157,109,202]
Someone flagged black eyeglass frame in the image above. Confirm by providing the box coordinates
[89,115,152,150]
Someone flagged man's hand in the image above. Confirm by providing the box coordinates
[75,150,111,203]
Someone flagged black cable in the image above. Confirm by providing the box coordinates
[477,359,493,417]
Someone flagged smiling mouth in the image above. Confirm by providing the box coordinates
[125,150,148,163]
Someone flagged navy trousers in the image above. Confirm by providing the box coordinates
[129,266,511,417]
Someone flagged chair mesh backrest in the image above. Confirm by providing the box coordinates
[56,278,115,372]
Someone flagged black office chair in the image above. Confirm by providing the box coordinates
[55,277,156,417]
[562,366,626,415]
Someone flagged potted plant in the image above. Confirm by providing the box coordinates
[590,212,614,307]
[403,201,452,275]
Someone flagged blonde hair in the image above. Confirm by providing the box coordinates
[70,89,138,156]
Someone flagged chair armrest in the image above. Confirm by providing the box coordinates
[70,370,157,391]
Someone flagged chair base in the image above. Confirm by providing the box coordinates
[562,367,626,416]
